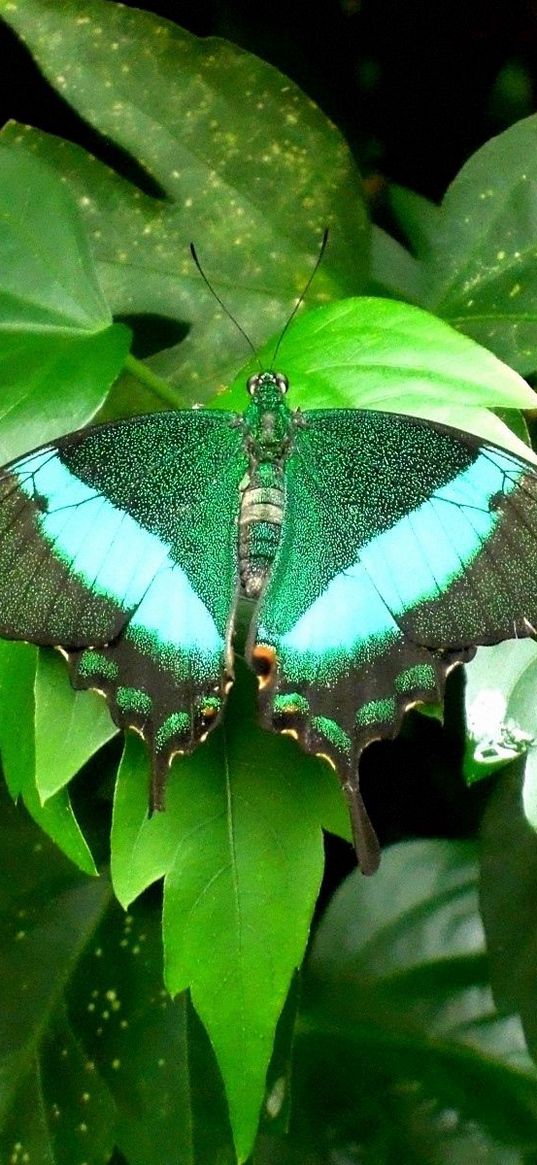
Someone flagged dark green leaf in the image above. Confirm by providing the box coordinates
[480,767,537,1069]
[0,787,115,1163]
[0,0,368,403]
[295,840,537,1160]
[369,223,424,302]
[0,142,130,456]
[383,116,537,375]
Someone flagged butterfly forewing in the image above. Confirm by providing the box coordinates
[0,410,246,806]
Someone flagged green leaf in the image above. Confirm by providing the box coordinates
[369,187,441,302]
[297,840,537,1159]
[67,895,201,1165]
[111,664,348,1163]
[225,296,537,458]
[464,641,537,787]
[0,141,110,332]
[384,116,537,375]
[34,649,118,801]
[0,641,97,874]
[424,115,537,374]
[0,781,229,1165]
[390,183,443,261]
[0,143,131,457]
[0,787,115,1163]
[0,329,131,463]
[369,224,424,302]
[480,766,537,1074]
[0,0,367,403]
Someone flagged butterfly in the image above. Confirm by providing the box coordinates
[1,364,537,874]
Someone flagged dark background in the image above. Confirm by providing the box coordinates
[0,0,535,864]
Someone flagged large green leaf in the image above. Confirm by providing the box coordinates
[0,0,368,404]
[225,296,537,458]
[292,840,537,1163]
[0,141,110,331]
[111,664,348,1163]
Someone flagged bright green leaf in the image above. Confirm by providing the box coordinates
[34,649,118,801]
[224,297,537,459]
[111,664,347,1162]
[0,327,131,462]
[0,642,98,875]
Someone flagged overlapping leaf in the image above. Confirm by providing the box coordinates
[0,142,130,458]
[295,840,537,1162]
[0,0,368,404]
[372,116,537,376]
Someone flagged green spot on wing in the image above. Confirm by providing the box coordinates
[198,695,222,714]
[155,711,190,750]
[395,663,437,693]
[356,697,396,728]
[273,692,310,716]
[116,686,152,716]
[311,715,351,754]
[78,650,119,682]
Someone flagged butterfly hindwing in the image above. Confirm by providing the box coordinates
[248,408,537,871]
[0,410,246,805]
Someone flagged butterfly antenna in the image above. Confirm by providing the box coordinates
[270,227,329,369]
[190,242,260,365]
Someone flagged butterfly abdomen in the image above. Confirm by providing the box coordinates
[239,463,285,599]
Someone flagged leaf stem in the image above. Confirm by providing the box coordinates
[124,353,180,408]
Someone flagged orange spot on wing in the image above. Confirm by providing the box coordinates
[251,643,276,689]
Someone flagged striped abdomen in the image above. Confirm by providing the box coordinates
[239,463,285,598]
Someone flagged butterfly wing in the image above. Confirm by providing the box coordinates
[248,408,537,872]
[0,410,247,806]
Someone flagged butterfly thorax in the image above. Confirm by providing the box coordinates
[239,371,295,599]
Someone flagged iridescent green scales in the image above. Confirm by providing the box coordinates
[1,368,537,871]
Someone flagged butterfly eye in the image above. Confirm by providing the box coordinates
[247,374,259,396]
[275,373,289,394]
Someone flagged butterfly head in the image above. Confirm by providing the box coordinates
[247,371,289,403]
